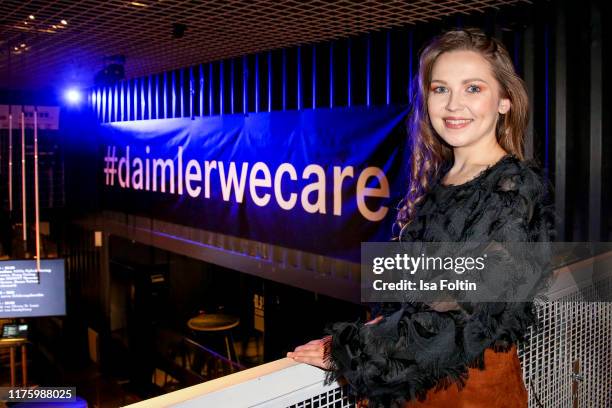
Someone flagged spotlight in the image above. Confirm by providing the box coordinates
[64,88,83,105]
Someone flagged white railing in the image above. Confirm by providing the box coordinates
[125,251,612,408]
[124,358,348,408]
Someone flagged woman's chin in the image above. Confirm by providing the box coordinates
[438,135,473,148]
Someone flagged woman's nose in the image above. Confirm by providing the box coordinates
[445,93,464,111]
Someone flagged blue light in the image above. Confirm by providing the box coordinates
[64,88,82,104]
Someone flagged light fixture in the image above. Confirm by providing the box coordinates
[130,2,148,7]
[29,15,35,20]
[52,25,57,29]
[64,88,83,105]
[61,19,68,25]
[20,43,26,48]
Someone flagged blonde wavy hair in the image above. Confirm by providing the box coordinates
[395,28,529,238]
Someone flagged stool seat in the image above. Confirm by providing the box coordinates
[187,313,240,366]
[187,313,239,332]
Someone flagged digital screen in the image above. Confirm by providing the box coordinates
[2,324,28,338]
[0,259,66,318]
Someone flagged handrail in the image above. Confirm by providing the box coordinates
[124,357,330,408]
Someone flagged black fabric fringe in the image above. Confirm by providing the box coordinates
[322,301,537,408]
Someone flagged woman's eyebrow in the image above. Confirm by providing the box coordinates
[431,78,489,84]
[462,78,488,84]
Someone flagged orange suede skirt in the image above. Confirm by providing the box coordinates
[402,344,528,408]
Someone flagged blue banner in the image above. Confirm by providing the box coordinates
[98,105,409,261]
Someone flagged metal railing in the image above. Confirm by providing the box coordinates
[125,251,612,408]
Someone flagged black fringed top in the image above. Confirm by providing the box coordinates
[322,154,555,408]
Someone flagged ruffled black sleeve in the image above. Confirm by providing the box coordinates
[322,159,555,408]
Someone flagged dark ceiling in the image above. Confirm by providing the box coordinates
[0,0,528,90]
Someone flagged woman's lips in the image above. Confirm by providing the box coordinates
[444,118,473,129]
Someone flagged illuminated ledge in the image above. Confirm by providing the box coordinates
[123,357,337,408]
[80,210,361,303]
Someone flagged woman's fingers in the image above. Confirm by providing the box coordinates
[287,337,331,369]
[289,338,326,353]
[289,348,323,358]
[289,354,328,369]
[293,339,324,351]
[287,349,326,368]
[287,344,324,358]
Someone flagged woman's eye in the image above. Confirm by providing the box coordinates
[431,86,447,94]
[467,85,481,93]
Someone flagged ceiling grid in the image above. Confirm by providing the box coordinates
[0,0,529,88]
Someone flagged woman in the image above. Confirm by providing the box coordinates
[287,28,555,407]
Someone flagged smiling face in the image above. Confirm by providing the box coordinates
[427,50,511,151]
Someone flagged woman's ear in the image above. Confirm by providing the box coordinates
[498,98,511,114]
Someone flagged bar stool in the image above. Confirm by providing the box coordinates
[187,313,240,365]
[0,338,28,387]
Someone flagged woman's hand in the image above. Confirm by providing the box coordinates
[286,315,383,369]
[286,335,333,370]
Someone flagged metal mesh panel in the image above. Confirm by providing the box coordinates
[518,277,612,408]
[287,385,355,408]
